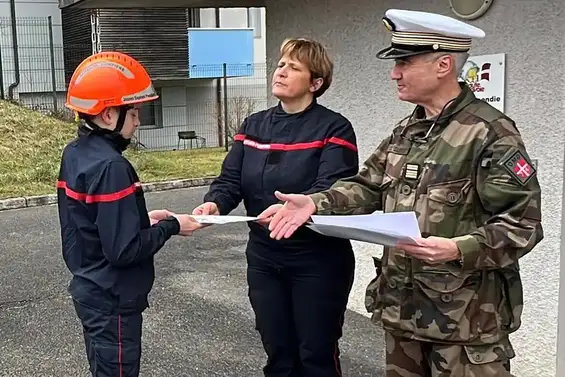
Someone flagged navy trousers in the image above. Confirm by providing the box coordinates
[246,237,355,377]
[73,300,143,377]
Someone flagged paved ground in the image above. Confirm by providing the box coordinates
[0,186,386,377]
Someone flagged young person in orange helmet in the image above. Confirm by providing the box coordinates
[57,51,201,376]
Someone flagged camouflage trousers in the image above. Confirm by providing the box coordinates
[385,332,514,377]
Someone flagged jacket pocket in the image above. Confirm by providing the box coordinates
[496,263,523,333]
[364,256,383,321]
[382,173,400,213]
[412,270,502,343]
[463,337,515,365]
[422,178,472,238]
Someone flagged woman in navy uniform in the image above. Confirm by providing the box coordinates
[193,38,359,377]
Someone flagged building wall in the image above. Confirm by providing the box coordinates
[559,173,565,375]
[265,0,564,376]
[199,7,266,64]
[138,7,269,150]
[0,0,60,17]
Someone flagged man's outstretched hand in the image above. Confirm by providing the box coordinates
[258,191,317,240]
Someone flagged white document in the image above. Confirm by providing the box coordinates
[306,211,421,247]
[191,215,260,225]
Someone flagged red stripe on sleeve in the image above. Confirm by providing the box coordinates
[56,180,140,203]
[326,137,357,152]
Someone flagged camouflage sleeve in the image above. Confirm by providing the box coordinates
[308,135,392,215]
[452,130,544,270]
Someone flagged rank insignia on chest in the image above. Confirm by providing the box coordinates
[403,163,420,180]
[500,150,536,185]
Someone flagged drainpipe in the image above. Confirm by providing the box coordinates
[215,7,223,148]
[8,0,20,100]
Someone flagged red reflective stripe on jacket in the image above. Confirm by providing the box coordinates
[56,180,140,203]
[234,134,357,152]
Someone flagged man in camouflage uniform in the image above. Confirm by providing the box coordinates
[258,8,544,377]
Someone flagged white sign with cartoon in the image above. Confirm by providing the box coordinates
[459,53,505,112]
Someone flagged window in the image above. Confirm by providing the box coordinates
[139,88,163,129]
[247,7,262,39]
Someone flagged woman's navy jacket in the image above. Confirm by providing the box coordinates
[203,99,360,249]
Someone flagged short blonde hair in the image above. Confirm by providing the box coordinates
[279,38,334,98]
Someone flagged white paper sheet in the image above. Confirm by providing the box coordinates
[306,211,421,247]
[191,215,260,225]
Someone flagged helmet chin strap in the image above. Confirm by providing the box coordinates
[114,105,130,134]
[81,105,133,151]
[111,106,133,151]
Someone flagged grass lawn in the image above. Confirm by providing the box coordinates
[0,100,226,200]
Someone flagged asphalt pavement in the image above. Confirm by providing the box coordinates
[0,186,386,377]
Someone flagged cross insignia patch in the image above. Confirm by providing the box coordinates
[500,150,536,185]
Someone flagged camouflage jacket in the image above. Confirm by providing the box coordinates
[309,85,544,346]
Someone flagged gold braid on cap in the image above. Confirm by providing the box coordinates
[391,31,472,51]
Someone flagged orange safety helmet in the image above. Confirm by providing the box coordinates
[65,51,158,116]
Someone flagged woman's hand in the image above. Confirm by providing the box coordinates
[191,202,220,228]
[192,202,220,216]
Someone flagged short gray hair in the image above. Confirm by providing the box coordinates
[426,51,469,77]
[452,52,470,76]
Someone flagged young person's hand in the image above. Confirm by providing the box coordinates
[173,214,203,236]
[148,209,175,226]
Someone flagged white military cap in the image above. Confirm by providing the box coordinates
[376,9,486,59]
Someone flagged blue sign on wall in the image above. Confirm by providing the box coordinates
[187,28,255,78]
